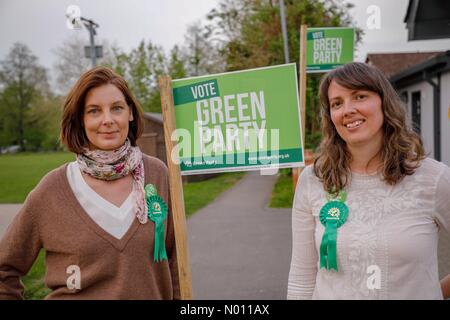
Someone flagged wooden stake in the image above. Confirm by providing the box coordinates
[293,24,308,189]
[159,76,193,299]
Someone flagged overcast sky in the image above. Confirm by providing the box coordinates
[0,0,449,85]
[348,0,450,60]
[0,0,220,71]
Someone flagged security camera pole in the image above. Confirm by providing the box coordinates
[279,0,290,64]
[81,17,100,67]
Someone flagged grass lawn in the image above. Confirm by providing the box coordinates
[0,152,244,299]
[0,152,75,203]
[269,168,295,208]
[21,250,51,300]
[183,172,244,217]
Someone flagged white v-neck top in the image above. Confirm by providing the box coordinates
[66,161,135,240]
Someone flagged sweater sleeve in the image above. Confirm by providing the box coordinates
[0,192,43,300]
[287,166,318,300]
[433,164,450,233]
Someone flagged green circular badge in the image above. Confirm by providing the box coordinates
[319,200,348,228]
[146,195,168,221]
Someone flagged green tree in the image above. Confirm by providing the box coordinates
[183,22,226,76]
[168,45,187,80]
[127,40,154,111]
[206,0,361,149]
[108,40,169,113]
[26,94,64,151]
[0,87,20,147]
[53,36,117,94]
[109,45,129,78]
[0,42,49,150]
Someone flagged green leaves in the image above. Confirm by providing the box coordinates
[203,0,362,151]
[0,42,51,151]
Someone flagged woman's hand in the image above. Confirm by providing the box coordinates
[440,274,450,299]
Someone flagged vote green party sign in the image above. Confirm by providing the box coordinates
[307,27,354,73]
[171,63,304,175]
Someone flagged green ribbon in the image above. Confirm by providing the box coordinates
[320,220,338,270]
[145,184,168,263]
[319,195,348,272]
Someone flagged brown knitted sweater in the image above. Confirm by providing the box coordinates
[0,155,180,300]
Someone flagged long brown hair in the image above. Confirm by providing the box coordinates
[314,62,425,194]
[60,66,144,153]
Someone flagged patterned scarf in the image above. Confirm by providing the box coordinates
[77,139,148,224]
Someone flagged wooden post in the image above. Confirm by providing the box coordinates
[293,24,308,190]
[159,76,193,299]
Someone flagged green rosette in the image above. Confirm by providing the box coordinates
[146,195,168,262]
[319,200,348,271]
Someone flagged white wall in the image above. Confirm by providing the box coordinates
[399,72,450,167]
[440,72,450,166]
[403,81,435,158]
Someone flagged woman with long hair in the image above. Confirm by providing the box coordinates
[287,62,450,299]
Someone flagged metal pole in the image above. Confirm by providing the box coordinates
[81,17,99,68]
[88,24,96,67]
[279,0,290,63]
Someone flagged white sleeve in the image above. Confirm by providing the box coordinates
[433,164,450,233]
[287,166,318,300]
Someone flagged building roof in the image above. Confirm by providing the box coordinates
[143,112,163,124]
[404,0,450,41]
[389,50,450,89]
[366,52,444,78]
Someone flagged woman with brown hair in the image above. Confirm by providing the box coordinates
[0,66,180,299]
[287,62,450,299]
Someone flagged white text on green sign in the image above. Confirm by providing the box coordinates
[171,64,304,175]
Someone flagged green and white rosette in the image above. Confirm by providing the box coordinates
[319,190,348,271]
[145,184,168,262]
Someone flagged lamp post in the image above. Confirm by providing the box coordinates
[279,0,290,64]
[80,17,101,67]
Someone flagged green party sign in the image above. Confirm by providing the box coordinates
[307,27,354,73]
[171,64,304,175]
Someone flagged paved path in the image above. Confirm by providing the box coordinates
[187,171,292,299]
[0,204,22,239]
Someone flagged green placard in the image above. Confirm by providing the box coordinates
[307,27,354,73]
[171,64,304,175]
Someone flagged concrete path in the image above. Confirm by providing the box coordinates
[0,204,22,239]
[187,171,292,299]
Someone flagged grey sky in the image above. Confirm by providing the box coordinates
[0,0,219,71]
[349,0,450,61]
[0,0,449,82]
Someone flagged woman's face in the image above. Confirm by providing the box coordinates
[83,84,133,151]
[328,80,384,149]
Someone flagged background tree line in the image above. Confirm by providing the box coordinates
[0,0,358,152]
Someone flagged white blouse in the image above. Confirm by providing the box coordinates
[287,157,450,299]
[66,161,135,240]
